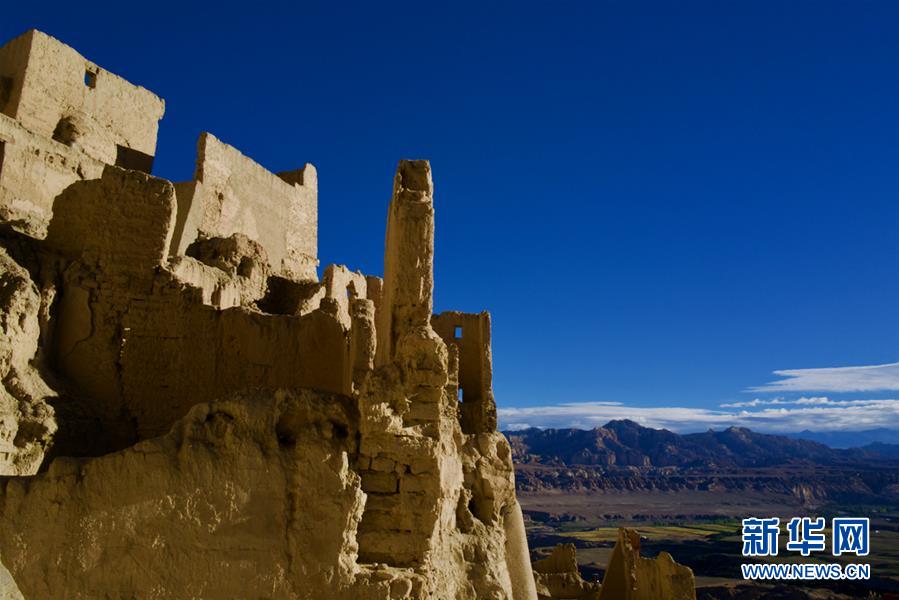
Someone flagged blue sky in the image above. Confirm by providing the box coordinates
[4,2,898,432]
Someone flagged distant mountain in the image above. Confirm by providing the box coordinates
[506,419,842,469]
[862,442,899,459]
[783,428,899,449]
[506,421,899,502]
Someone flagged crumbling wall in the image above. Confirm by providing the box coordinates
[323,264,369,328]
[348,297,376,390]
[0,30,163,170]
[45,165,175,270]
[0,113,105,238]
[46,166,350,442]
[432,311,497,434]
[171,133,318,281]
[355,159,452,567]
[352,161,537,599]
[119,299,350,439]
[167,256,267,311]
[45,165,176,439]
[182,232,271,306]
[0,31,162,239]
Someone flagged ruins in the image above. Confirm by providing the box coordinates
[0,30,694,599]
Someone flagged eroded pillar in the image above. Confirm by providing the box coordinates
[375,160,435,367]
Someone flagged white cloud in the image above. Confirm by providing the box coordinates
[497,398,899,433]
[499,362,899,434]
[720,396,858,408]
[721,398,788,408]
[504,423,537,431]
[749,362,899,393]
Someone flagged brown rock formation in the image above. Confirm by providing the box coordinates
[533,533,695,600]
[0,246,56,474]
[599,529,696,600]
[532,544,601,600]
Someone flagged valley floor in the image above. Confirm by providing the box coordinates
[521,490,899,599]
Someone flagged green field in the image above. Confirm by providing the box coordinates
[559,522,740,543]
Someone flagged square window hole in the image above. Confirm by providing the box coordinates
[84,70,97,89]
[115,145,154,173]
[454,326,462,339]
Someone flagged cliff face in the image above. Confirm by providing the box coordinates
[0,30,537,599]
[0,386,528,599]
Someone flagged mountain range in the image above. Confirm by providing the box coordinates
[506,420,899,502]
[506,419,899,469]
[784,427,899,449]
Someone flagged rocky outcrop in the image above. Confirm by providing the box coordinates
[0,389,366,599]
[599,529,695,600]
[532,544,600,600]
[532,533,695,600]
[0,246,56,475]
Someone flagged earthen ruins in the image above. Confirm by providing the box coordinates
[0,30,695,599]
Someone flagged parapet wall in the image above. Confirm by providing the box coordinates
[171,133,318,281]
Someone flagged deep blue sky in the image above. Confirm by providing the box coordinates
[4,2,898,430]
